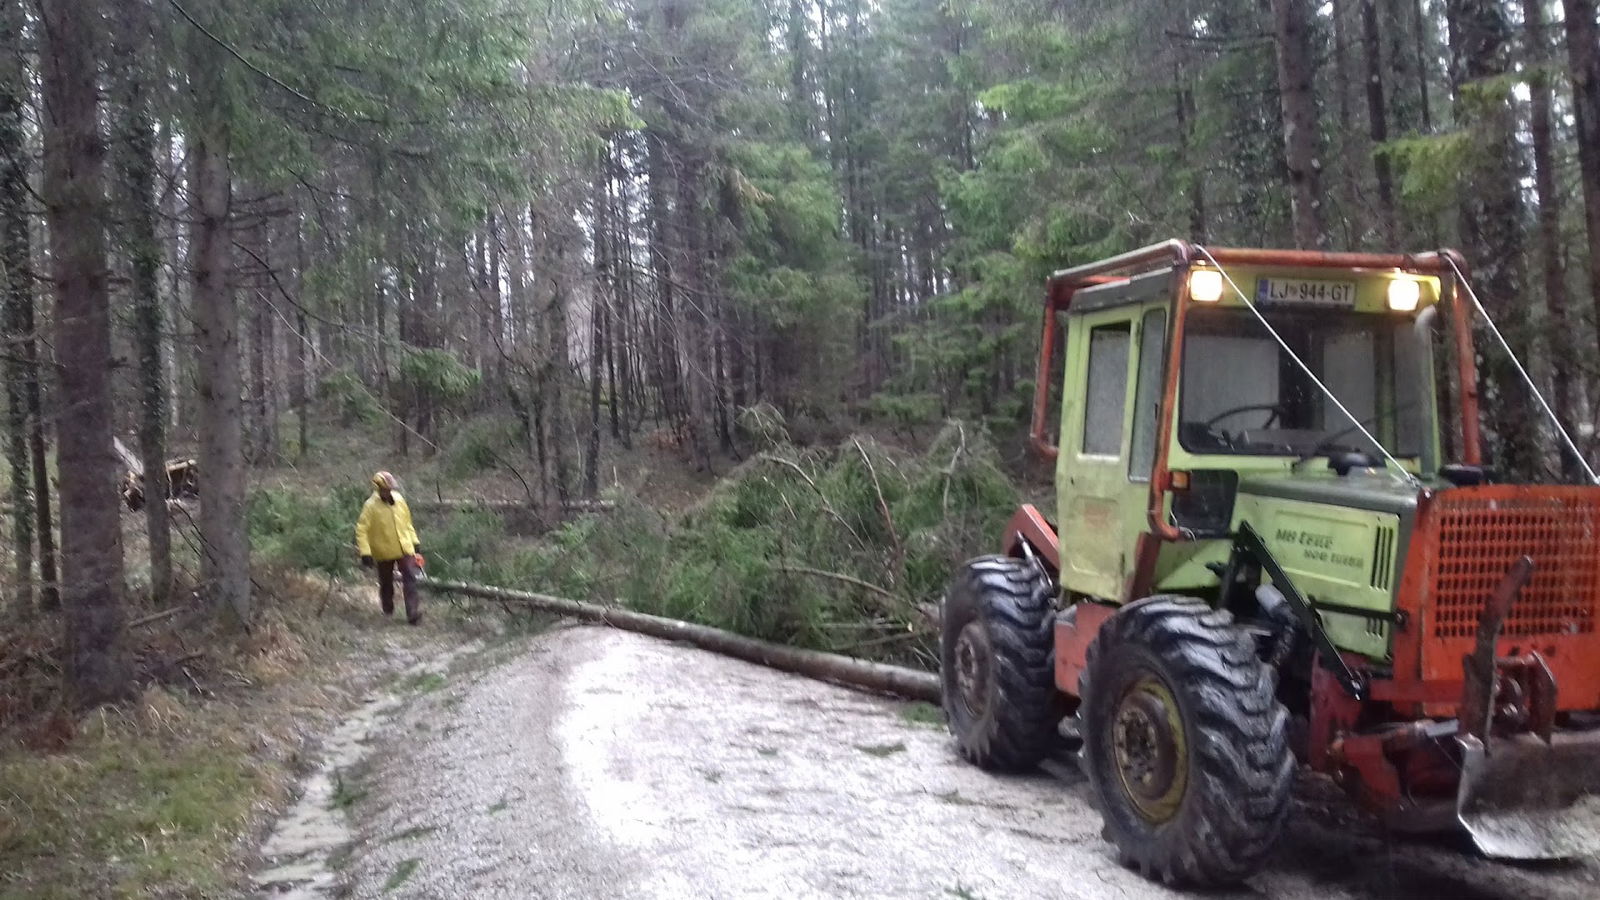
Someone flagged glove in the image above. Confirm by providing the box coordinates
[360,555,374,568]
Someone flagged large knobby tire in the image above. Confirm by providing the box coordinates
[1079,595,1293,886]
[940,555,1057,770]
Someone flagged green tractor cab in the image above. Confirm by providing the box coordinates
[940,240,1600,886]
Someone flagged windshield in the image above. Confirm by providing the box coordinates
[1178,307,1429,459]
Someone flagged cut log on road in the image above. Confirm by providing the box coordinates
[411,499,615,513]
[423,579,941,703]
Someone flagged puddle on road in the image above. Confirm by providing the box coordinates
[251,643,480,899]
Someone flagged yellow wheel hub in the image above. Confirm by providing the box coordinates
[1111,674,1188,824]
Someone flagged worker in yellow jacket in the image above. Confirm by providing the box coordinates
[356,471,424,624]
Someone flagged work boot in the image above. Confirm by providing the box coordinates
[407,611,423,626]
[381,596,395,616]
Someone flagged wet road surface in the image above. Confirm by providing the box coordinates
[307,626,1599,899]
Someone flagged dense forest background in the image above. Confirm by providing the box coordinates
[6,0,1600,703]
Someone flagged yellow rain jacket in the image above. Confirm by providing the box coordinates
[356,491,420,562]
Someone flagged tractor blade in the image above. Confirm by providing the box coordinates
[1456,733,1600,860]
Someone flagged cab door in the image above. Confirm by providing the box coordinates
[1056,307,1140,600]
[1055,303,1170,600]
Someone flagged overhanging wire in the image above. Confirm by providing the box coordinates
[1194,245,1419,487]
[1442,255,1599,485]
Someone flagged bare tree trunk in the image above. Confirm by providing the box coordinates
[249,247,276,464]
[28,352,56,609]
[1448,0,1535,475]
[1173,36,1207,242]
[610,147,635,449]
[1,0,33,614]
[585,164,606,498]
[547,216,573,504]
[1565,0,1600,361]
[292,208,309,459]
[645,132,681,426]
[1270,0,1328,248]
[1330,0,1358,246]
[192,117,251,621]
[1361,0,1397,245]
[40,0,130,702]
[1414,0,1435,131]
[1523,0,1577,477]
[676,160,713,470]
[113,3,173,602]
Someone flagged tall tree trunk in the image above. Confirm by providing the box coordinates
[488,214,505,395]
[1565,0,1600,361]
[1448,0,1534,475]
[192,117,251,621]
[676,161,713,470]
[28,347,57,609]
[546,214,573,503]
[610,147,635,449]
[113,4,173,602]
[1330,0,1358,246]
[249,244,276,464]
[1361,0,1397,245]
[292,208,309,459]
[1270,0,1328,248]
[1173,50,1207,241]
[1414,0,1435,131]
[1524,0,1577,476]
[645,132,680,425]
[584,163,607,498]
[1,0,34,614]
[40,0,130,702]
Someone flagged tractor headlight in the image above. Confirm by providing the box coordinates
[1387,278,1421,312]
[1189,269,1224,303]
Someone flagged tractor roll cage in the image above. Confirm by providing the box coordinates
[1029,239,1481,552]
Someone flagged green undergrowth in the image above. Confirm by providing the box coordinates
[250,420,1020,671]
[528,421,1020,668]
[440,417,524,480]
[249,481,371,576]
[248,477,520,591]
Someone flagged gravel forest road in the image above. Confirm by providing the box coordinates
[319,625,1599,900]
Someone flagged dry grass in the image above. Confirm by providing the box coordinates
[0,568,493,900]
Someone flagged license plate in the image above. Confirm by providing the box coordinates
[1255,277,1357,308]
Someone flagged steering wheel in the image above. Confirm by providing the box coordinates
[1203,403,1288,431]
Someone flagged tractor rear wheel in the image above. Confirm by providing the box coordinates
[1079,595,1293,886]
[940,555,1057,770]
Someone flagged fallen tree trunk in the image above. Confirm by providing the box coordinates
[411,499,615,513]
[423,579,941,703]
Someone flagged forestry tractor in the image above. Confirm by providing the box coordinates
[940,240,1600,886]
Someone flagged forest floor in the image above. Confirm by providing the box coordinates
[278,624,1600,900]
[0,573,515,900]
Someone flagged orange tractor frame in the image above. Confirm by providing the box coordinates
[941,239,1600,885]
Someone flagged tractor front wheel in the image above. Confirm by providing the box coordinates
[940,555,1058,771]
[1079,595,1294,886]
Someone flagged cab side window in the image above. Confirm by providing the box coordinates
[1129,309,1167,480]
[1082,322,1131,456]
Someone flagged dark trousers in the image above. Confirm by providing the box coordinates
[377,556,420,621]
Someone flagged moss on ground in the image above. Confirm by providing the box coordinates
[0,572,495,900]
[0,712,265,899]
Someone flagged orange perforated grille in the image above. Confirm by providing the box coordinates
[1428,489,1600,639]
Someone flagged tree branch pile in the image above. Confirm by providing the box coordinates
[476,420,1020,671]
